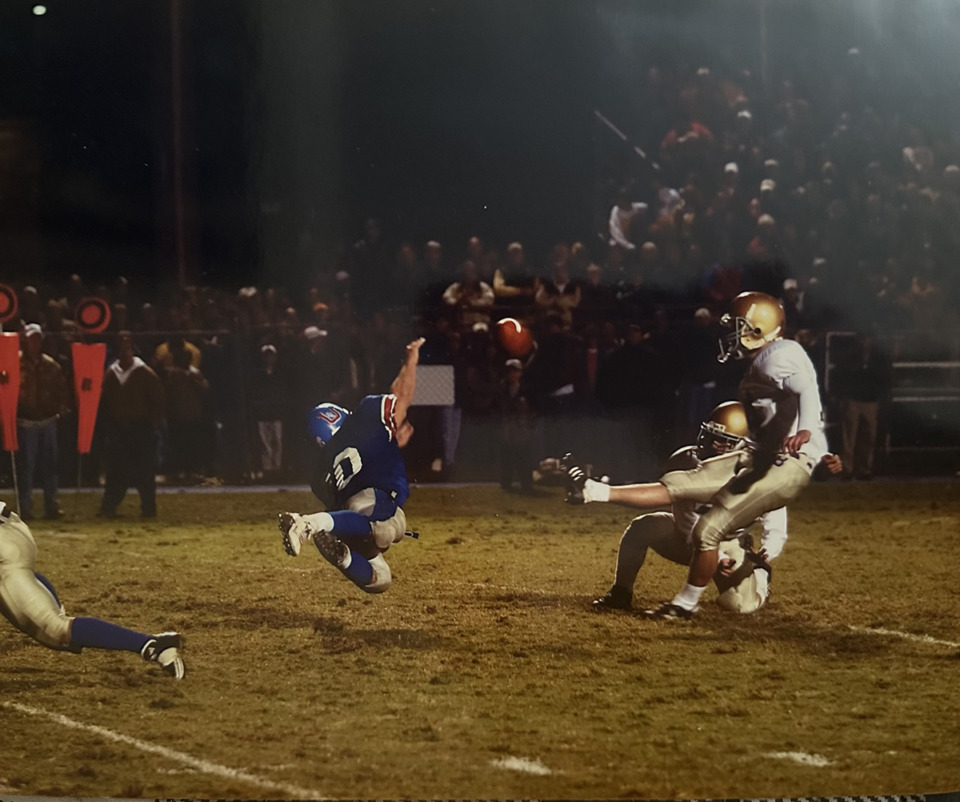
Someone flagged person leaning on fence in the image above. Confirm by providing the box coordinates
[97,332,165,519]
[16,324,68,521]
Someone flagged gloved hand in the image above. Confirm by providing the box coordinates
[560,453,587,505]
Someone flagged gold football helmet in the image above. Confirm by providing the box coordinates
[697,401,751,459]
[718,291,785,362]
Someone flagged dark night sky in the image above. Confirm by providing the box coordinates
[3,0,960,290]
[1,0,605,289]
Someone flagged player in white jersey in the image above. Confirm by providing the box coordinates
[568,291,830,620]
[0,503,184,678]
[582,400,842,614]
[587,402,784,615]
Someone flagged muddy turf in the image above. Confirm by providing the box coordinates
[1,481,959,799]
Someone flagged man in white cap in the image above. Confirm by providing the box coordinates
[781,278,804,336]
[17,324,68,521]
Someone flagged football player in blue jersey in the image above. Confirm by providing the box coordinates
[277,337,424,594]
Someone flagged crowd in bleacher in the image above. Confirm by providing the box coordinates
[6,43,960,499]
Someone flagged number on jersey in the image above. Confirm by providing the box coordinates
[332,446,363,491]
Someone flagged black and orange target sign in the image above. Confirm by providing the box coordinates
[74,297,111,334]
[0,284,17,324]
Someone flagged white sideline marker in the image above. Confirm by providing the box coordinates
[491,756,554,776]
[848,625,960,649]
[763,751,833,767]
[1,702,325,800]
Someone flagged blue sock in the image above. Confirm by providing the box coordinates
[34,573,62,608]
[70,617,151,654]
[328,510,373,537]
[341,549,374,588]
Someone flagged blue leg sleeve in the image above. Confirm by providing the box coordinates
[328,510,373,537]
[341,550,375,588]
[71,617,151,654]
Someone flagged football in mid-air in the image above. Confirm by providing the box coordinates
[496,317,534,357]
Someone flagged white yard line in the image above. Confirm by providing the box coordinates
[847,625,960,649]
[1,701,325,800]
[490,756,554,775]
[762,751,833,767]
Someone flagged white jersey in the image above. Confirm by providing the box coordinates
[738,338,828,463]
[663,446,787,559]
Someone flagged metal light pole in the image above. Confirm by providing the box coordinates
[170,0,187,288]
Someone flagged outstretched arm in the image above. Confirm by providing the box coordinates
[606,481,672,508]
[390,337,425,428]
[566,462,672,508]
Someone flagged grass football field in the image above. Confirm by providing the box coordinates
[1,480,959,800]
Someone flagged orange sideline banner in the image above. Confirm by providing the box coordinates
[71,342,106,454]
[0,333,21,451]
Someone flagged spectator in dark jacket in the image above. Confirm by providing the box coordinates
[98,333,165,518]
[497,359,538,493]
[163,340,210,482]
[832,332,892,480]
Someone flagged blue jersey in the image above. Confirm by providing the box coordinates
[310,394,410,509]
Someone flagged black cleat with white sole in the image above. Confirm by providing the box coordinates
[643,602,695,621]
[592,585,633,612]
[141,632,185,679]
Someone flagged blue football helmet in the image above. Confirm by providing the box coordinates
[308,402,350,446]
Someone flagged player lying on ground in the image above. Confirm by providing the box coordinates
[0,502,184,678]
[278,338,425,594]
[568,401,841,614]
[569,291,831,620]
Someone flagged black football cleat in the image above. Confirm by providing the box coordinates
[313,529,350,569]
[592,585,633,612]
[643,602,695,621]
[141,632,185,679]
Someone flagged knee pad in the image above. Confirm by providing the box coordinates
[0,570,75,651]
[691,506,733,551]
[33,609,75,651]
[370,507,407,551]
[363,554,392,594]
[621,512,674,548]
